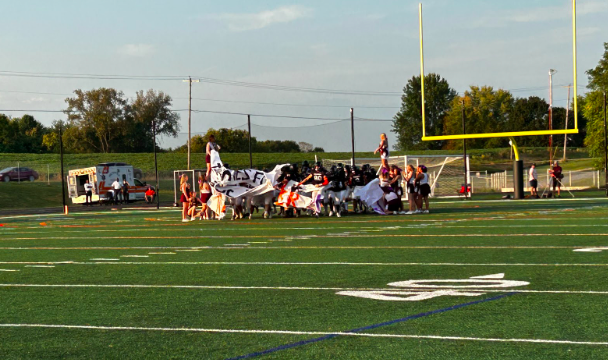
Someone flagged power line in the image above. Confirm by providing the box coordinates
[0,90,72,96]
[0,109,65,113]
[249,120,349,128]
[0,70,402,96]
[180,97,399,109]
[190,109,350,121]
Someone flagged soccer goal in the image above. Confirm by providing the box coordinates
[323,155,471,199]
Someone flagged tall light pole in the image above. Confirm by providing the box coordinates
[549,69,557,164]
[183,77,200,170]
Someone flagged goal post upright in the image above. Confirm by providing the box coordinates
[417,0,578,199]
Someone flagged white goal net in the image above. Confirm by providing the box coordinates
[323,155,471,199]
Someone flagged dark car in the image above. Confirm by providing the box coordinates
[0,167,40,182]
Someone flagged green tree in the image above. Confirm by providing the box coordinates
[175,128,256,153]
[583,43,608,168]
[119,90,180,152]
[443,86,514,149]
[255,140,300,153]
[64,88,128,153]
[508,96,549,148]
[0,114,48,153]
[392,73,457,151]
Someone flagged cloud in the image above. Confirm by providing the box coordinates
[507,0,608,23]
[21,97,48,104]
[212,5,312,32]
[578,27,601,36]
[118,44,156,57]
[470,1,608,28]
[364,14,386,21]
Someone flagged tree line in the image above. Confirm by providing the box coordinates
[392,42,608,160]
[0,88,323,154]
[173,129,324,154]
[2,42,607,158]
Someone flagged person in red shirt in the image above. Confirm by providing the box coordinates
[145,187,155,203]
[550,161,563,198]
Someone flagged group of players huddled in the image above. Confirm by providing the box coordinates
[270,156,431,218]
[182,133,431,221]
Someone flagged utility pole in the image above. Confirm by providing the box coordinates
[549,69,557,165]
[350,108,355,167]
[247,115,253,168]
[604,91,607,197]
[563,84,571,161]
[59,123,66,214]
[183,77,200,170]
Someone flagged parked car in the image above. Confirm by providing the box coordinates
[0,167,39,182]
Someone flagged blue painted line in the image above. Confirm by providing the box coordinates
[226,292,518,360]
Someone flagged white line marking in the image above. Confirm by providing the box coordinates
[0,246,595,250]
[0,261,607,267]
[24,265,55,268]
[574,247,608,253]
[120,255,149,258]
[8,233,608,241]
[0,269,19,272]
[0,324,606,346]
[470,273,505,279]
[148,252,176,255]
[0,283,607,296]
[89,258,120,261]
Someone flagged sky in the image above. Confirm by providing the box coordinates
[0,0,606,152]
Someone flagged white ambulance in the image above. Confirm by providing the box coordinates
[67,163,151,204]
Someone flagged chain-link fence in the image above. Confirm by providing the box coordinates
[474,169,604,193]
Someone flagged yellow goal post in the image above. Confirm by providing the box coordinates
[419,0,579,141]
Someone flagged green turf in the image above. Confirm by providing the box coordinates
[1,199,608,359]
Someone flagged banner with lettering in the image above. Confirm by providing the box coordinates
[208,150,286,199]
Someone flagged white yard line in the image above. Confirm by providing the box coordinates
[6,233,608,241]
[0,323,606,346]
[0,209,178,221]
[0,246,590,250]
[1,283,607,296]
[0,261,607,267]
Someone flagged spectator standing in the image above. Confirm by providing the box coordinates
[111,178,122,205]
[529,164,538,197]
[550,161,563,198]
[122,179,130,204]
[84,179,93,206]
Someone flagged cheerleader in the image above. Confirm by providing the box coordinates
[374,133,390,170]
[416,165,431,214]
[405,165,417,214]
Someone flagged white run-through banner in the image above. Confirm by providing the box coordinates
[206,150,314,213]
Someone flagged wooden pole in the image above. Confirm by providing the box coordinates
[248,115,253,168]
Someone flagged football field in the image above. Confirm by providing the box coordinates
[1,198,608,359]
